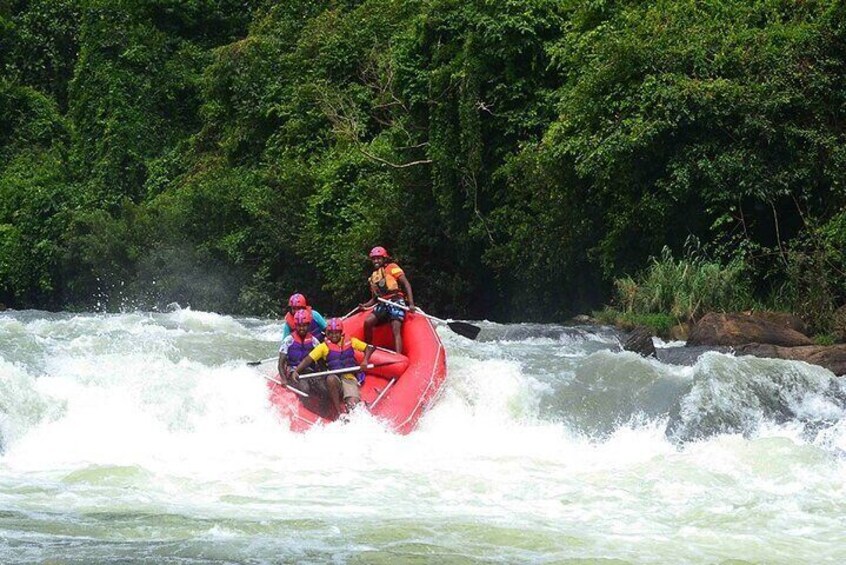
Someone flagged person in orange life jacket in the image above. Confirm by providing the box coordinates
[278,308,341,418]
[282,293,327,342]
[293,317,375,414]
[359,246,415,355]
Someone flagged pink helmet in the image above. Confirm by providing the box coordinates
[326,317,343,332]
[369,246,389,258]
[288,293,308,308]
[293,308,313,325]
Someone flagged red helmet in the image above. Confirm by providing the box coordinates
[293,308,313,325]
[326,317,343,332]
[288,293,308,308]
[369,246,389,258]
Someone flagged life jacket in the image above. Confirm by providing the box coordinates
[369,263,404,299]
[285,307,324,341]
[286,332,317,367]
[326,340,364,384]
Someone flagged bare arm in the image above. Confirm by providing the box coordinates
[278,352,288,381]
[360,344,375,372]
[294,355,314,375]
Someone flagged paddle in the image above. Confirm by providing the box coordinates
[368,377,397,410]
[264,374,309,398]
[247,357,276,366]
[376,297,481,340]
[293,360,401,380]
[342,305,362,319]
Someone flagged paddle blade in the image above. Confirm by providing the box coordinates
[247,357,276,366]
[448,321,481,340]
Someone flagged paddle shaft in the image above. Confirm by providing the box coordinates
[376,297,446,321]
[264,374,309,398]
[247,356,276,366]
[342,305,361,319]
[294,361,396,380]
[375,297,481,340]
[368,377,397,410]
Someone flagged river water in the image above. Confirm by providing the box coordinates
[1,308,846,563]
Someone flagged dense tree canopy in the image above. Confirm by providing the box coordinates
[2,0,845,322]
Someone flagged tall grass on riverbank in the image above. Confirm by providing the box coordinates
[597,247,754,334]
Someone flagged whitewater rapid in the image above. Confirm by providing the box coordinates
[2,308,846,563]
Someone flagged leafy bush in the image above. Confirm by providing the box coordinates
[613,245,754,322]
[781,214,846,333]
[594,306,675,337]
[4,0,846,322]
[813,334,836,346]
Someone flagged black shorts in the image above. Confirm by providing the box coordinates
[373,298,407,324]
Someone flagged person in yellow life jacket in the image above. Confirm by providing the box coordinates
[293,317,375,415]
[359,246,415,355]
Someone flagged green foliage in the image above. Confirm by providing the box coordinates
[507,0,846,304]
[594,306,676,337]
[780,212,846,332]
[0,82,71,307]
[813,333,836,346]
[2,0,81,110]
[3,0,846,322]
[612,245,754,322]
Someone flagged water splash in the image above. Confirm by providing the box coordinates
[2,310,846,563]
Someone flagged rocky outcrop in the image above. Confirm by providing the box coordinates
[623,326,656,358]
[747,311,808,336]
[687,312,813,347]
[736,343,846,376]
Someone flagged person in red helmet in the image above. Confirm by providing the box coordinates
[359,246,415,354]
[278,308,340,418]
[293,317,375,415]
[282,293,327,342]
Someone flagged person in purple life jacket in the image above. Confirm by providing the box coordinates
[278,308,339,418]
[293,317,375,415]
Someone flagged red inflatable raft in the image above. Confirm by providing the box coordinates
[267,308,447,434]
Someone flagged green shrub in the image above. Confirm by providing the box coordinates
[781,214,846,334]
[813,334,836,346]
[613,246,754,322]
[593,306,675,337]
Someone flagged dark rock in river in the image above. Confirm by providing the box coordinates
[656,345,732,366]
[623,326,656,358]
[568,314,598,325]
[687,312,813,347]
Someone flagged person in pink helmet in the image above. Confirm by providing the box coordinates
[279,308,339,418]
[359,246,415,354]
[293,317,375,415]
[282,293,327,342]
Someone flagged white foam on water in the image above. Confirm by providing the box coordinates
[2,310,846,563]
